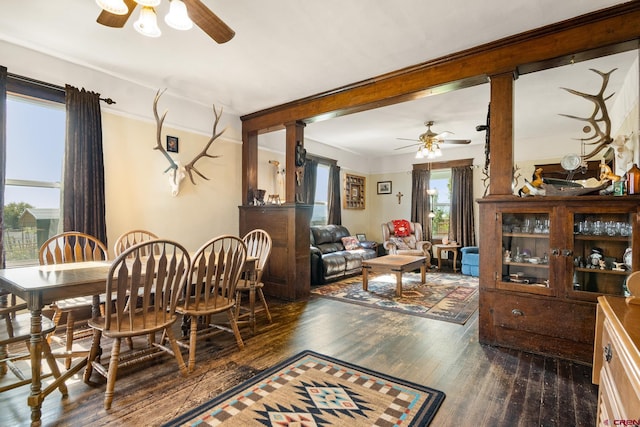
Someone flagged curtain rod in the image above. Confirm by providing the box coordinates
[7,72,116,105]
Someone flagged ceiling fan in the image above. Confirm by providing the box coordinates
[96,0,235,43]
[396,121,471,159]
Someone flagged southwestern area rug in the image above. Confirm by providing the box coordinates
[163,350,445,427]
[311,272,478,324]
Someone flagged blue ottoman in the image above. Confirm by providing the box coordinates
[460,246,479,277]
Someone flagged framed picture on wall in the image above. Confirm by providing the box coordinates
[166,135,179,153]
[356,233,367,242]
[377,181,392,194]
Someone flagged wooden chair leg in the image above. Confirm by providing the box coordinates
[104,338,121,410]
[188,316,198,373]
[164,328,188,376]
[227,309,244,350]
[64,310,75,369]
[42,339,69,396]
[257,289,272,323]
[83,329,102,383]
[234,290,242,320]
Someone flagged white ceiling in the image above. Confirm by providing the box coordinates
[0,0,636,159]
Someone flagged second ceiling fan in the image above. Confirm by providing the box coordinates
[396,121,471,159]
[96,0,235,43]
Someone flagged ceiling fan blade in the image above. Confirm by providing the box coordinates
[441,139,471,144]
[396,138,420,142]
[96,0,137,28]
[394,141,421,150]
[184,0,235,44]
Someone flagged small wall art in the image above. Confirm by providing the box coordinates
[166,135,179,153]
[377,181,392,194]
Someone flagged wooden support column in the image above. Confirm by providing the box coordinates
[285,121,305,204]
[242,129,258,205]
[489,71,516,196]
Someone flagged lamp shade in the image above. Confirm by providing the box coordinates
[134,0,161,6]
[134,6,161,37]
[96,0,129,15]
[165,0,193,31]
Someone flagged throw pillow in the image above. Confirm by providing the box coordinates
[392,219,411,237]
[389,236,410,250]
[341,236,361,250]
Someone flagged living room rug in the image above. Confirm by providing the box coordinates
[311,272,479,324]
[162,350,445,427]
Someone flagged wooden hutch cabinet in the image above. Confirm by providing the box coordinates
[478,196,640,364]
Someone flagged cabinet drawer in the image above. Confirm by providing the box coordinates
[492,294,595,342]
[601,318,640,419]
[597,366,618,426]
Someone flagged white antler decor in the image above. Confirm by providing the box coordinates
[559,68,616,161]
[152,88,225,196]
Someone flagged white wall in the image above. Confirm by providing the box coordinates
[2,41,637,255]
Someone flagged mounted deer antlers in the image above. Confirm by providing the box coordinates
[183,102,224,184]
[152,89,226,195]
[559,68,616,160]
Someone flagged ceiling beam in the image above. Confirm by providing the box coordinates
[241,2,640,134]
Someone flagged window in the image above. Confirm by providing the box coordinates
[3,88,65,267]
[311,163,330,225]
[429,169,452,239]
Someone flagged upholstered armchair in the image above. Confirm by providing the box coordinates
[381,220,432,266]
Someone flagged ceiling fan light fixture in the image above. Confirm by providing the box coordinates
[134,0,161,6]
[165,0,193,31]
[96,0,129,15]
[134,6,162,38]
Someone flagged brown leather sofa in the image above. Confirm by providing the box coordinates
[381,220,432,266]
[310,225,377,285]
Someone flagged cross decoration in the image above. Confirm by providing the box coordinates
[396,192,403,204]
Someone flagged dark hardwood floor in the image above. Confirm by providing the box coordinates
[0,289,598,426]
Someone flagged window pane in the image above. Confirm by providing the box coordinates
[6,96,64,182]
[430,169,451,238]
[3,94,64,267]
[311,164,330,225]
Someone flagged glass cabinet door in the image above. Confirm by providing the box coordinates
[500,212,552,295]
[571,212,632,298]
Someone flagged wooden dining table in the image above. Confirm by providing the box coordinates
[0,254,258,426]
[0,261,112,427]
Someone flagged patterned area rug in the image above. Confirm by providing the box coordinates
[311,272,479,324]
[163,350,445,427]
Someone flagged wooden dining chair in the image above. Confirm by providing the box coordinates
[176,235,247,373]
[235,229,273,328]
[0,290,68,396]
[39,231,109,369]
[83,239,189,410]
[113,229,160,347]
[113,229,159,257]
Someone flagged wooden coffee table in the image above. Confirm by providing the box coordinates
[362,255,427,297]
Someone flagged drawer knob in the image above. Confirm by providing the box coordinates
[511,309,524,316]
[603,344,612,363]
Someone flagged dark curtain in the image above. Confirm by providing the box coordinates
[63,85,107,246]
[301,159,318,205]
[327,164,341,225]
[450,166,476,247]
[0,67,6,268]
[411,168,431,240]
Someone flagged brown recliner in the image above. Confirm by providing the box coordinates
[381,221,432,266]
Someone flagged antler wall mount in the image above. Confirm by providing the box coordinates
[559,68,616,161]
[153,88,226,196]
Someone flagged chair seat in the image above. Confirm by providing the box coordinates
[88,312,178,338]
[177,296,235,316]
[52,296,95,310]
[235,278,265,291]
[1,313,57,345]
